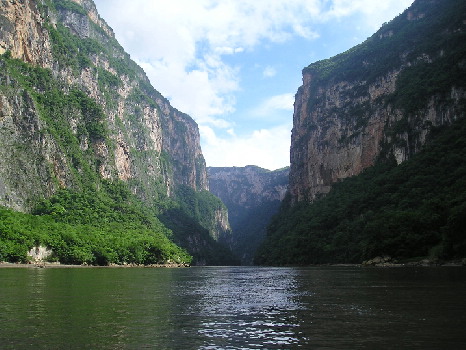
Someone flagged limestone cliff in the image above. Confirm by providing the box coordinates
[0,0,230,263]
[0,0,207,204]
[290,0,466,202]
[208,166,289,264]
[0,0,54,67]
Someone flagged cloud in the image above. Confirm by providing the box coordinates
[322,0,414,29]
[250,93,295,119]
[137,56,238,126]
[94,0,415,169]
[200,124,291,170]
[95,0,413,123]
[214,47,245,55]
[262,66,277,78]
[94,0,327,122]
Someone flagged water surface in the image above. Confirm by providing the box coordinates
[1,266,465,349]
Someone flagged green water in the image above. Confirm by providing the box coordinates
[1,266,465,349]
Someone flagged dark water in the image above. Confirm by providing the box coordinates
[1,266,466,349]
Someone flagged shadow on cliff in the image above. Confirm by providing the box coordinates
[159,208,240,266]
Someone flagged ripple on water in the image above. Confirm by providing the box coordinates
[174,267,309,349]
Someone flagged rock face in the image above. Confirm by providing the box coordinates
[290,0,466,203]
[27,246,53,263]
[0,0,54,67]
[0,0,207,206]
[208,166,289,264]
[0,0,228,261]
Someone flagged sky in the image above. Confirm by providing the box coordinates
[93,0,414,170]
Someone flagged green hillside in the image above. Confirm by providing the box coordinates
[256,111,466,265]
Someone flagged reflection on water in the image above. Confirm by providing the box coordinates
[1,266,466,349]
[179,267,306,349]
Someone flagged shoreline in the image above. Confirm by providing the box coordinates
[0,262,190,269]
[1,260,465,269]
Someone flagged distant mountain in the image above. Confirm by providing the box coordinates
[256,0,466,265]
[208,166,288,264]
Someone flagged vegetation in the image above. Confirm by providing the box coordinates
[1,54,108,187]
[255,116,466,265]
[0,0,237,266]
[160,185,239,265]
[0,181,192,265]
[304,0,466,108]
[256,0,466,266]
[0,55,232,266]
[231,200,282,265]
[160,207,239,266]
[174,185,227,236]
[53,0,87,16]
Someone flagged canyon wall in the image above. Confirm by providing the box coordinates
[208,166,289,264]
[0,0,208,211]
[0,0,231,263]
[290,0,466,202]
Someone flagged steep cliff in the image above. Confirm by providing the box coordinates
[161,184,237,266]
[0,0,231,264]
[208,166,289,264]
[2,0,208,203]
[290,0,466,202]
[257,0,466,265]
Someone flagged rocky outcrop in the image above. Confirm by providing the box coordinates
[290,0,466,203]
[0,66,64,210]
[0,0,208,212]
[27,245,53,263]
[0,0,53,67]
[208,166,289,264]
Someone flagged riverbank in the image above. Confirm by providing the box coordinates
[0,262,190,268]
[361,255,466,267]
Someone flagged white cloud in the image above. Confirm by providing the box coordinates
[94,0,415,168]
[323,0,414,29]
[214,47,245,55]
[200,124,291,170]
[262,66,277,78]
[94,0,327,123]
[250,93,295,118]
[95,0,413,123]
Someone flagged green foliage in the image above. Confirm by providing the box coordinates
[47,1,109,71]
[387,51,466,113]
[1,50,12,60]
[0,54,190,264]
[1,55,110,187]
[0,182,192,265]
[304,0,466,105]
[53,0,87,16]
[0,0,236,267]
[97,67,121,89]
[67,89,108,141]
[256,116,466,265]
[257,0,466,266]
[159,207,239,266]
[174,185,226,233]
[159,185,239,265]
[48,23,92,71]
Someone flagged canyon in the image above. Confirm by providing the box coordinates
[208,166,289,264]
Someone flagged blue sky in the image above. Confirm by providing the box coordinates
[93,0,414,170]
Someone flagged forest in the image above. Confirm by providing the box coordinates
[256,115,466,265]
[0,181,192,265]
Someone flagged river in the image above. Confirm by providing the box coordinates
[1,266,465,349]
